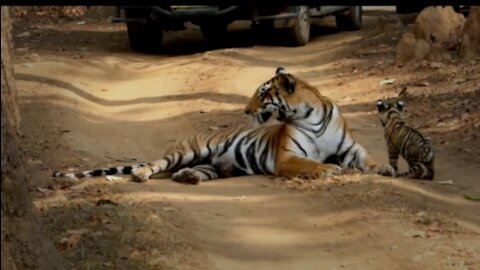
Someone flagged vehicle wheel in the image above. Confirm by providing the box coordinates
[336,6,362,31]
[125,9,163,53]
[200,23,228,41]
[285,6,310,46]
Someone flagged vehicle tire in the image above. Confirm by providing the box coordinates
[285,6,310,46]
[200,23,228,41]
[336,6,362,31]
[125,9,163,53]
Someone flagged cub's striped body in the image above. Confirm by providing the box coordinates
[376,99,435,180]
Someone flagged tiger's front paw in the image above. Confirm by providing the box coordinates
[325,164,343,176]
[131,167,153,182]
[298,164,343,180]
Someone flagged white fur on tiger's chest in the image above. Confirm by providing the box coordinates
[288,106,348,162]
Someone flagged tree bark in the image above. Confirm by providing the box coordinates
[1,6,66,270]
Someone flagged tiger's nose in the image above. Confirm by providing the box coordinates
[244,109,250,114]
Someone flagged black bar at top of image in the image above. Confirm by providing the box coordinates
[2,1,477,7]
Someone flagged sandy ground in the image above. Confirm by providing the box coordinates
[12,7,480,270]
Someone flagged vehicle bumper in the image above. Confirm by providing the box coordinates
[111,6,242,23]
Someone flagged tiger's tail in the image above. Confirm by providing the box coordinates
[52,163,148,179]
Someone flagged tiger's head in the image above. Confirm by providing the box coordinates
[376,99,405,127]
[244,67,325,125]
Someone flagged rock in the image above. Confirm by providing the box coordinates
[380,78,396,85]
[16,47,29,52]
[415,211,428,218]
[15,31,30,37]
[129,250,144,261]
[454,78,468,84]
[434,179,454,185]
[413,6,464,49]
[162,206,178,212]
[412,255,423,262]
[460,112,469,121]
[416,82,430,86]
[395,32,416,65]
[429,62,443,68]
[460,7,480,58]
[395,6,465,65]
[233,195,249,201]
[414,39,431,61]
[411,230,427,238]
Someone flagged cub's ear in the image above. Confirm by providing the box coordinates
[376,99,386,112]
[396,100,404,111]
[275,66,287,75]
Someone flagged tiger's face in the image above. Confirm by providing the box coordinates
[244,67,320,125]
[376,99,404,127]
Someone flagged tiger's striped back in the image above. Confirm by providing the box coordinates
[377,99,434,180]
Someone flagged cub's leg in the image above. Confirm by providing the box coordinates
[387,144,400,172]
[172,164,220,185]
[402,162,434,180]
[276,155,342,180]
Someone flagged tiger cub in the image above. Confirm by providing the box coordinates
[376,99,434,180]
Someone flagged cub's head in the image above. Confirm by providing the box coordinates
[244,67,322,125]
[376,99,404,127]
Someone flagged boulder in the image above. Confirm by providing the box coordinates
[395,6,465,65]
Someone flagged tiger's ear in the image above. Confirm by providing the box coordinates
[280,74,296,93]
[377,99,386,112]
[276,66,287,75]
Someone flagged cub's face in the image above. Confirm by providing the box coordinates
[376,99,404,126]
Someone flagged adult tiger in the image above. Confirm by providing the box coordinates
[243,67,395,177]
[376,99,434,180]
[52,67,394,183]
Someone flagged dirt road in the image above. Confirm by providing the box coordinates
[13,7,480,270]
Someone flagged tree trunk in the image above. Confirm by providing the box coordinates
[1,6,66,270]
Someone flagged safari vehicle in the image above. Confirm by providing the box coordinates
[111,5,362,52]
